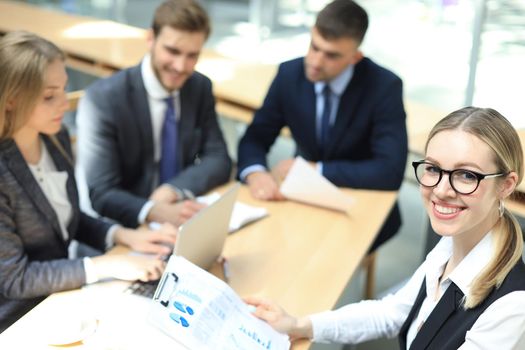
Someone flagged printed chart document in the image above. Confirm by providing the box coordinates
[198,193,268,232]
[149,256,290,350]
[280,156,354,213]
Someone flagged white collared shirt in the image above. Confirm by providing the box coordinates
[141,53,180,164]
[137,54,181,223]
[28,141,72,242]
[310,233,525,349]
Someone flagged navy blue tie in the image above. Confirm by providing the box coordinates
[320,84,332,153]
[159,97,178,184]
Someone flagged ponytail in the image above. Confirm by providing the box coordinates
[464,208,523,308]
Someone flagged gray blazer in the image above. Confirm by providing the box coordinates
[0,129,110,332]
[77,64,232,227]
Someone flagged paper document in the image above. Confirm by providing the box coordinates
[198,193,268,232]
[280,156,354,213]
[149,256,290,350]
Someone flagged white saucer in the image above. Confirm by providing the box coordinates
[44,316,98,346]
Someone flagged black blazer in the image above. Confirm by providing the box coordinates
[77,64,232,227]
[0,129,110,332]
[398,260,525,349]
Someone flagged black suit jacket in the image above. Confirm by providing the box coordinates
[77,64,232,227]
[0,129,110,332]
[238,57,408,248]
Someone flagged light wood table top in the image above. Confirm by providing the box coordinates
[0,0,147,75]
[0,0,275,121]
[0,184,397,350]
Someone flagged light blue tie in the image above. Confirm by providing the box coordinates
[159,97,178,184]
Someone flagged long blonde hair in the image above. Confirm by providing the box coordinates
[0,31,65,139]
[426,107,523,308]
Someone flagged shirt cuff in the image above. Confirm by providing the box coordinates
[239,164,267,182]
[83,257,99,284]
[309,311,336,343]
[105,224,121,250]
[138,200,155,224]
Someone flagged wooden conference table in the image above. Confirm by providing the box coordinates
[0,184,397,350]
[0,0,448,133]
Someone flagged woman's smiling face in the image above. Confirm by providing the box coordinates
[421,129,501,242]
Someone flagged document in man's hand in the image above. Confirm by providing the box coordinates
[280,156,354,213]
[148,256,290,350]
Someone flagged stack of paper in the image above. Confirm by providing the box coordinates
[149,256,290,350]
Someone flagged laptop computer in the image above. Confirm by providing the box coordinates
[127,183,240,297]
[174,182,240,270]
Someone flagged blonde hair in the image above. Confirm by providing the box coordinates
[0,31,65,139]
[426,107,524,308]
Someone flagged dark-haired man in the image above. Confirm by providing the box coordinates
[238,0,407,250]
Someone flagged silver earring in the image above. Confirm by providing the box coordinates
[499,200,505,218]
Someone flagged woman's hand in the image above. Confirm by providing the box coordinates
[243,296,313,341]
[114,223,178,256]
[91,254,165,282]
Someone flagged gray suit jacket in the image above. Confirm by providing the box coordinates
[0,129,110,332]
[77,64,232,227]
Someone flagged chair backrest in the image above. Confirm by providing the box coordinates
[67,90,84,112]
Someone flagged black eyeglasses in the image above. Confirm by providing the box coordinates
[412,161,507,195]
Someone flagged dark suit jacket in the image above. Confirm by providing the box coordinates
[238,57,408,248]
[0,129,110,332]
[77,64,232,227]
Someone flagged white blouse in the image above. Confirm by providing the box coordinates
[309,233,525,349]
[28,141,72,242]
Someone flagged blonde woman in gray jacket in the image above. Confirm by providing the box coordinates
[0,31,178,332]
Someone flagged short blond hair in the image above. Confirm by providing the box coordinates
[0,31,64,139]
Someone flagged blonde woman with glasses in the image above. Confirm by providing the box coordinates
[0,31,178,332]
[246,106,525,349]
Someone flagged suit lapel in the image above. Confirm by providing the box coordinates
[130,65,155,165]
[42,135,79,239]
[409,283,464,350]
[299,78,319,158]
[1,138,63,242]
[178,78,196,169]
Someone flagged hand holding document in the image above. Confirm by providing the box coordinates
[149,256,290,350]
[280,156,354,213]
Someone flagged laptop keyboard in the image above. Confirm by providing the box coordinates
[125,279,159,298]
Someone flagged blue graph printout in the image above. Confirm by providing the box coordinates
[148,256,290,350]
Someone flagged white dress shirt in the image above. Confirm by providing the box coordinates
[28,141,72,242]
[137,54,181,223]
[310,232,525,349]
